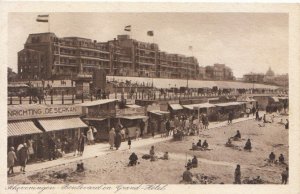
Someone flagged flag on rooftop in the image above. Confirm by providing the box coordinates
[124,25,131,32]
[36,15,49,22]
[147,31,154,36]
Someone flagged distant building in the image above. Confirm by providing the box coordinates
[243,73,265,83]
[18,32,237,81]
[7,67,18,82]
[242,67,288,87]
[204,63,234,80]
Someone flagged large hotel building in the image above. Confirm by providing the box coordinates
[18,32,233,81]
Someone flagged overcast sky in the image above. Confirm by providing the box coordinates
[8,12,288,78]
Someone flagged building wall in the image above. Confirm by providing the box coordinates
[18,33,233,81]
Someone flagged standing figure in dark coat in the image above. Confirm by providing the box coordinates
[48,136,56,160]
[77,133,86,156]
[140,121,145,137]
[269,152,276,163]
[255,110,259,120]
[234,164,241,184]
[252,106,256,117]
[192,156,198,168]
[19,143,29,173]
[115,131,122,150]
[279,154,285,164]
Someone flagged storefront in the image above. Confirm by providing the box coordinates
[213,102,246,121]
[7,104,85,159]
[117,104,148,138]
[148,110,170,134]
[168,103,184,118]
[80,99,117,141]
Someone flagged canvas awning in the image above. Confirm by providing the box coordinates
[125,104,142,108]
[82,117,107,121]
[214,102,246,107]
[8,120,42,137]
[183,103,216,110]
[79,99,117,107]
[38,117,88,132]
[119,115,148,120]
[169,104,183,110]
[148,110,170,116]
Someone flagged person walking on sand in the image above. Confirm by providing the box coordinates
[135,129,140,140]
[115,131,122,150]
[128,137,132,149]
[109,128,116,150]
[19,143,29,173]
[7,147,17,175]
[234,164,241,184]
[77,132,86,156]
[281,167,289,184]
[87,127,94,145]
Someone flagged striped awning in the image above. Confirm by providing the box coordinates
[38,117,88,132]
[8,121,42,137]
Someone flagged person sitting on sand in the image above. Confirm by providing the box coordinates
[192,156,198,168]
[182,167,193,182]
[196,140,202,147]
[225,138,233,147]
[279,154,285,164]
[129,152,138,166]
[269,152,276,163]
[149,146,157,161]
[285,119,289,129]
[186,159,193,169]
[163,152,169,160]
[244,139,252,151]
[202,140,208,149]
[232,130,241,140]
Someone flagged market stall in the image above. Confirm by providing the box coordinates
[80,99,118,141]
[148,110,170,135]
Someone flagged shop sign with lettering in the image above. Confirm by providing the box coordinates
[8,105,82,121]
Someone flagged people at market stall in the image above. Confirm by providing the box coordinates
[18,143,29,173]
[7,147,17,175]
[115,131,122,150]
[87,127,94,145]
[109,128,116,150]
[78,132,86,156]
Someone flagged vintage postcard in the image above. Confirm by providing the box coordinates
[0,2,299,194]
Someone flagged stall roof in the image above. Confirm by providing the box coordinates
[79,99,117,107]
[148,110,170,116]
[278,97,288,100]
[169,104,183,110]
[8,120,42,137]
[38,117,88,132]
[119,115,148,120]
[214,102,246,107]
[125,104,142,108]
[183,103,216,110]
[82,117,107,121]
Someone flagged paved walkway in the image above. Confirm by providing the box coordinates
[16,115,256,174]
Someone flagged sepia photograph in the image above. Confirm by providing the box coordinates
[1,2,300,194]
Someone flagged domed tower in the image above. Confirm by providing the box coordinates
[266,67,275,77]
